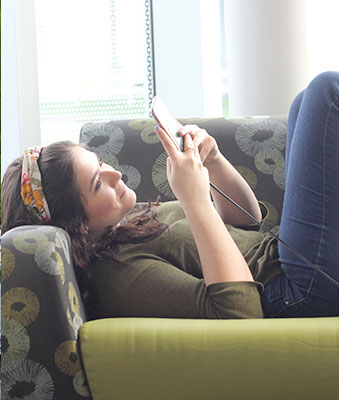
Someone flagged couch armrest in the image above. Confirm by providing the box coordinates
[2,225,91,399]
[80,316,339,400]
[80,115,287,226]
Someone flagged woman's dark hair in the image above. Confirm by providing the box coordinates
[1,141,167,306]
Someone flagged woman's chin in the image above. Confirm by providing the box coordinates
[127,188,137,205]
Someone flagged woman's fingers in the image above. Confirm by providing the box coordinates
[183,134,205,162]
[155,124,212,205]
[154,125,180,158]
[178,126,205,146]
[178,125,220,165]
[179,126,208,161]
[177,124,200,136]
[155,124,199,158]
[183,133,195,152]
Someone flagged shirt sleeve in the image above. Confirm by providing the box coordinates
[89,256,264,320]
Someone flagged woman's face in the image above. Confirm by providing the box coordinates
[72,146,136,235]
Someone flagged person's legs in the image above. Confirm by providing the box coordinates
[262,71,339,317]
[284,90,304,176]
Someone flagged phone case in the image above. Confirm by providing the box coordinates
[151,96,184,151]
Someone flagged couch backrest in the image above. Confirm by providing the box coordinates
[80,115,287,228]
[1,225,91,399]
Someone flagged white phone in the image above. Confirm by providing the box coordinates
[151,96,184,151]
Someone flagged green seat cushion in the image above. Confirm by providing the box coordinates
[80,317,339,400]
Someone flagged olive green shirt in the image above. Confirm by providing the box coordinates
[90,201,282,320]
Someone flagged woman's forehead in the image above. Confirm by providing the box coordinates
[72,147,97,183]
[72,146,96,162]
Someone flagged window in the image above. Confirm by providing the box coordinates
[35,0,155,145]
[33,0,229,145]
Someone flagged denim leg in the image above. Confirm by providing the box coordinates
[262,71,339,317]
[284,90,304,176]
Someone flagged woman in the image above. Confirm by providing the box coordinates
[2,71,339,319]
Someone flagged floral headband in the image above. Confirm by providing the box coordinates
[21,146,51,221]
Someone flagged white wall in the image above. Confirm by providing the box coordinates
[152,0,222,118]
[2,0,21,178]
[307,0,339,76]
[152,0,204,117]
[1,0,41,178]
[224,0,339,116]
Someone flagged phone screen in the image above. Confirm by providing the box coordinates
[151,96,184,151]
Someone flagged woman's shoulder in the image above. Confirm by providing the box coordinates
[136,200,186,224]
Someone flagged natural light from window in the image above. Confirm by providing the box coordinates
[35,0,152,145]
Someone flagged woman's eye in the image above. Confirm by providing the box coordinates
[95,177,102,191]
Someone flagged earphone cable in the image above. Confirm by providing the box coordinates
[210,182,339,288]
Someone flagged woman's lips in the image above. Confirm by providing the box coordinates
[120,184,126,198]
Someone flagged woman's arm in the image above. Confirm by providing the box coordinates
[206,155,262,226]
[182,197,254,285]
[155,126,254,286]
[178,125,262,226]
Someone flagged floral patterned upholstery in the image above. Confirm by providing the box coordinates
[1,115,287,399]
[80,116,287,227]
[2,226,91,399]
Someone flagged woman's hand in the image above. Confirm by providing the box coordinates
[155,125,211,207]
[155,125,255,286]
[177,125,221,166]
[172,124,262,225]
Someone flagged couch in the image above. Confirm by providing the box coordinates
[2,115,338,400]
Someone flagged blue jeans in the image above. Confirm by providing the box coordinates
[261,71,339,317]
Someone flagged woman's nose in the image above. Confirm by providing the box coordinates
[102,168,122,187]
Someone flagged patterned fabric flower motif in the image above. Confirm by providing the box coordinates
[73,369,91,397]
[226,115,268,125]
[140,124,159,144]
[56,251,66,284]
[21,146,51,221]
[34,240,63,276]
[2,318,30,373]
[128,119,156,131]
[55,340,81,376]
[254,148,285,175]
[13,228,49,255]
[33,190,44,211]
[253,147,285,190]
[235,119,286,190]
[21,172,30,185]
[2,287,40,327]
[235,119,286,157]
[152,152,175,199]
[67,308,84,339]
[80,122,125,161]
[2,247,16,280]
[273,164,285,190]
[178,117,211,125]
[119,164,141,190]
[259,200,279,229]
[68,282,81,316]
[21,183,33,205]
[55,230,71,264]
[2,359,54,400]
[102,154,120,169]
